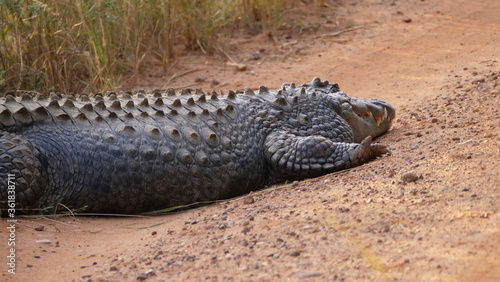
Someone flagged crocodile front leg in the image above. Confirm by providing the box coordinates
[264,130,388,181]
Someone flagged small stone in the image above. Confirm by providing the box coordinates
[226,61,247,71]
[298,272,322,279]
[403,17,412,23]
[471,193,477,197]
[36,239,52,244]
[27,264,33,268]
[250,52,261,60]
[194,76,205,83]
[472,78,485,84]
[109,266,118,271]
[431,117,439,123]
[137,269,155,281]
[242,226,252,234]
[338,207,350,213]
[35,226,44,231]
[402,172,419,183]
[240,238,249,246]
[151,231,157,236]
[290,250,300,257]
[243,195,255,204]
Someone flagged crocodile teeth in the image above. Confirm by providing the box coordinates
[374,108,389,126]
[375,114,383,127]
[362,111,372,120]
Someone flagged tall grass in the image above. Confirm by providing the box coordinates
[0,0,292,93]
[241,0,286,37]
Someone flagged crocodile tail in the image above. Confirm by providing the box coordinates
[0,132,46,215]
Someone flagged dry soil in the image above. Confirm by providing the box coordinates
[1,0,499,281]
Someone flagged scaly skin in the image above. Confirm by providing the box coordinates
[0,78,395,214]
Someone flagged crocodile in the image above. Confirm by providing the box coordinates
[0,77,395,214]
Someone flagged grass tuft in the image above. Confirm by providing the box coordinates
[0,0,309,93]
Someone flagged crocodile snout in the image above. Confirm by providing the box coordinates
[339,96,396,143]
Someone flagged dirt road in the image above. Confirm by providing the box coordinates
[2,0,499,281]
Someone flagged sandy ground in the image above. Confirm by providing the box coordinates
[1,0,499,281]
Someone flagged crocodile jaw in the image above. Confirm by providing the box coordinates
[339,97,396,143]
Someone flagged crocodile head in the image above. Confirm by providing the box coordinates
[302,77,396,143]
[336,94,396,143]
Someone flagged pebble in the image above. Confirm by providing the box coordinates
[290,250,301,257]
[36,239,52,244]
[402,172,419,183]
[298,272,323,278]
[338,207,350,213]
[243,195,255,204]
[137,269,155,281]
[240,238,249,246]
[403,17,412,23]
[242,226,252,234]
[35,226,44,231]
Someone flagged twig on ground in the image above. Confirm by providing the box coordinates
[162,68,201,88]
[280,40,298,49]
[312,25,364,39]
[215,46,237,63]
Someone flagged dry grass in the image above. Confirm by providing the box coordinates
[0,0,314,93]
